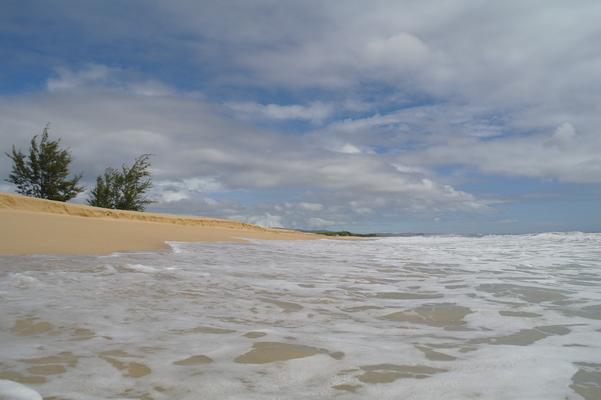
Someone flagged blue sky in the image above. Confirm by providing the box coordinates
[1,1,600,233]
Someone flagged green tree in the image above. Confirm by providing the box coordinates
[88,168,119,209]
[5,125,84,201]
[88,154,153,211]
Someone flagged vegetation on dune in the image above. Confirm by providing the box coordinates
[5,125,84,201]
[312,230,378,237]
[5,126,154,211]
[88,154,153,211]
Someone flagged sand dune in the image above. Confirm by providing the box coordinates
[0,192,318,255]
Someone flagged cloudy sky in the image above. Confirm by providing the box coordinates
[1,1,600,233]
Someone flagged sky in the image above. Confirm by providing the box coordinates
[1,0,600,234]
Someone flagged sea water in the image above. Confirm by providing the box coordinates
[0,233,600,399]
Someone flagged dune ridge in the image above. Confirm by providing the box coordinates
[0,192,317,255]
[0,192,266,230]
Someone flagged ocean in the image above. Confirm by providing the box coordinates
[1,233,600,399]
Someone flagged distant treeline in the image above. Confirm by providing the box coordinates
[307,230,378,237]
[305,231,444,237]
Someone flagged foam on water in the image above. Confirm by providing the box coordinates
[0,380,42,400]
[1,233,600,399]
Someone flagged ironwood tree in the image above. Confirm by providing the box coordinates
[88,154,153,211]
[5,125,83,201]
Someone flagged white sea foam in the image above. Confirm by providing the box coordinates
[123,263,161,273]
[0,380,42,400]
[0,233,600,399]
[6,273,40,289]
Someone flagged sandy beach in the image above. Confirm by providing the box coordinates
[0,192,317,255]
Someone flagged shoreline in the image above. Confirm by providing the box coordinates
[0,192,320,255]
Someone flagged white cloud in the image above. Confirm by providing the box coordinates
[47,65,178,98]
[180,177,223,192]
[336,143,362,154]
[160,190,189,203]
[243,213,284,228]
[405,121,601,183]
[552,122,576,144]
[47,64,114,91]
[308,217,337,227]
[297,202,323,211]
[128,80,176,97]
[364,33,431,70]
[312,103,601,184]
[350,202,373,215]
[226,101,333,123]
[153,177,223,203]
[392,164,429,175]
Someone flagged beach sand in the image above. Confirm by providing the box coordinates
[0,192,318,255]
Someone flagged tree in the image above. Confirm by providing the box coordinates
[88,168,119,210]
[5,125,83,201]
[88,154,153,211]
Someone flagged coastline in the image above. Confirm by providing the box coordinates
[0,192,319,255]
